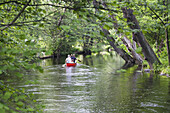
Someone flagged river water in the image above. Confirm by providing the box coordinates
[17,54,170,113]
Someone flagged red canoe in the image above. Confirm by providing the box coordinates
[66,63,77,67]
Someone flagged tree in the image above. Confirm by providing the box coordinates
[0,0,170,111]
[121,7,161,68]
[100,0,143,67]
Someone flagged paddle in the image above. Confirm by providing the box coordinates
[62,64,66,67]
[77,59,81,62]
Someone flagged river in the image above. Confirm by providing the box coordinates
[16,54,170,113]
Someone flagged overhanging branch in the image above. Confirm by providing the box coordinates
[0,0,118,12]
[0,0,31,31]
[148,6,165,26]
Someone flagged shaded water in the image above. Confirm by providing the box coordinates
[16,54,170,113]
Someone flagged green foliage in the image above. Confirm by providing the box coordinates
[0,81,43,113]
[0,0,169,112]
[116,69,127,73]
[135,47,142,54]
[153,46,170,74]
[0,0,46,112]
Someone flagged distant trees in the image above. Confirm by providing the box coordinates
[0,0,169,72]
[0,0,169,111]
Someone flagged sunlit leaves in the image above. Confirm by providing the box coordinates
[0,24,44,112]
[103,24,112,30]
[27,108,34,112]
[15,72,23,78]
[3,92,12,100]
[0,0,169,112]
[0,108,6,113]
[36,66,44,73]
[17,34,26,40]
[60,25,70,30]
[0,103,4,109]
[0,70,2,74]
[135,47,142,54]
[100,30,105,36]
[15,95,26,102]
[16,102,24,107]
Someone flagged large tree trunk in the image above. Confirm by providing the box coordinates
[101,0,143,66]
[122,7,161,68]
[121,36,143,65]
[93,0,135,68]
[101,26,135,68]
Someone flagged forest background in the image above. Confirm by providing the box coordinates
[0,0,169,112]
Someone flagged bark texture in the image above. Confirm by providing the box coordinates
[121,36,143,65]
[93,0,135,68]
[101,0,143,66]
[122,7,161,68]
[101,26,135,68]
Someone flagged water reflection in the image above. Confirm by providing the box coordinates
[65,67,76,84]
[13,54,170,113]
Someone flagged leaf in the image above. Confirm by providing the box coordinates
[66,35,69,38]
[15,97,19,102]
[116,69,126,73]
[16,72,23,78]
[33,22,37,25]
[23,64,30,70]
[103,24,112,30]
[42,9,46,14]
[91,24,98,26]
[0,109,5,113]
[135,47,142,54]
[85,55,91,58]
[16,107,20,110]
[123,18,127,21]
[4,106,9,110]
[27,108,34,112]
[39,23,44,27]
[39,68,44,73]
[125,31,130,36]
[36,66,43,73]
[25,40,31,45]
[0,70,2,74]
[127,22,135,26]
[133,11,139,15]
[4,92,11,100]
[16,102,24,107]
[18,34,26,40]
[100,31,105,36]
[32,11,37,15]
[37,8,43,12]
[0,103,3,109]
[45,50,52,55]
[60,25,70,30]
[12,111,17,113]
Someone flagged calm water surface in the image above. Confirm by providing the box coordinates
[17,54,170,113]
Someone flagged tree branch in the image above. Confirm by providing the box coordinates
[57,9,66,27]
[0,9,60,28]
[0,0,31,31]
[0,0,21,5]
[1,0,118,12]
[148,6,165,26]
